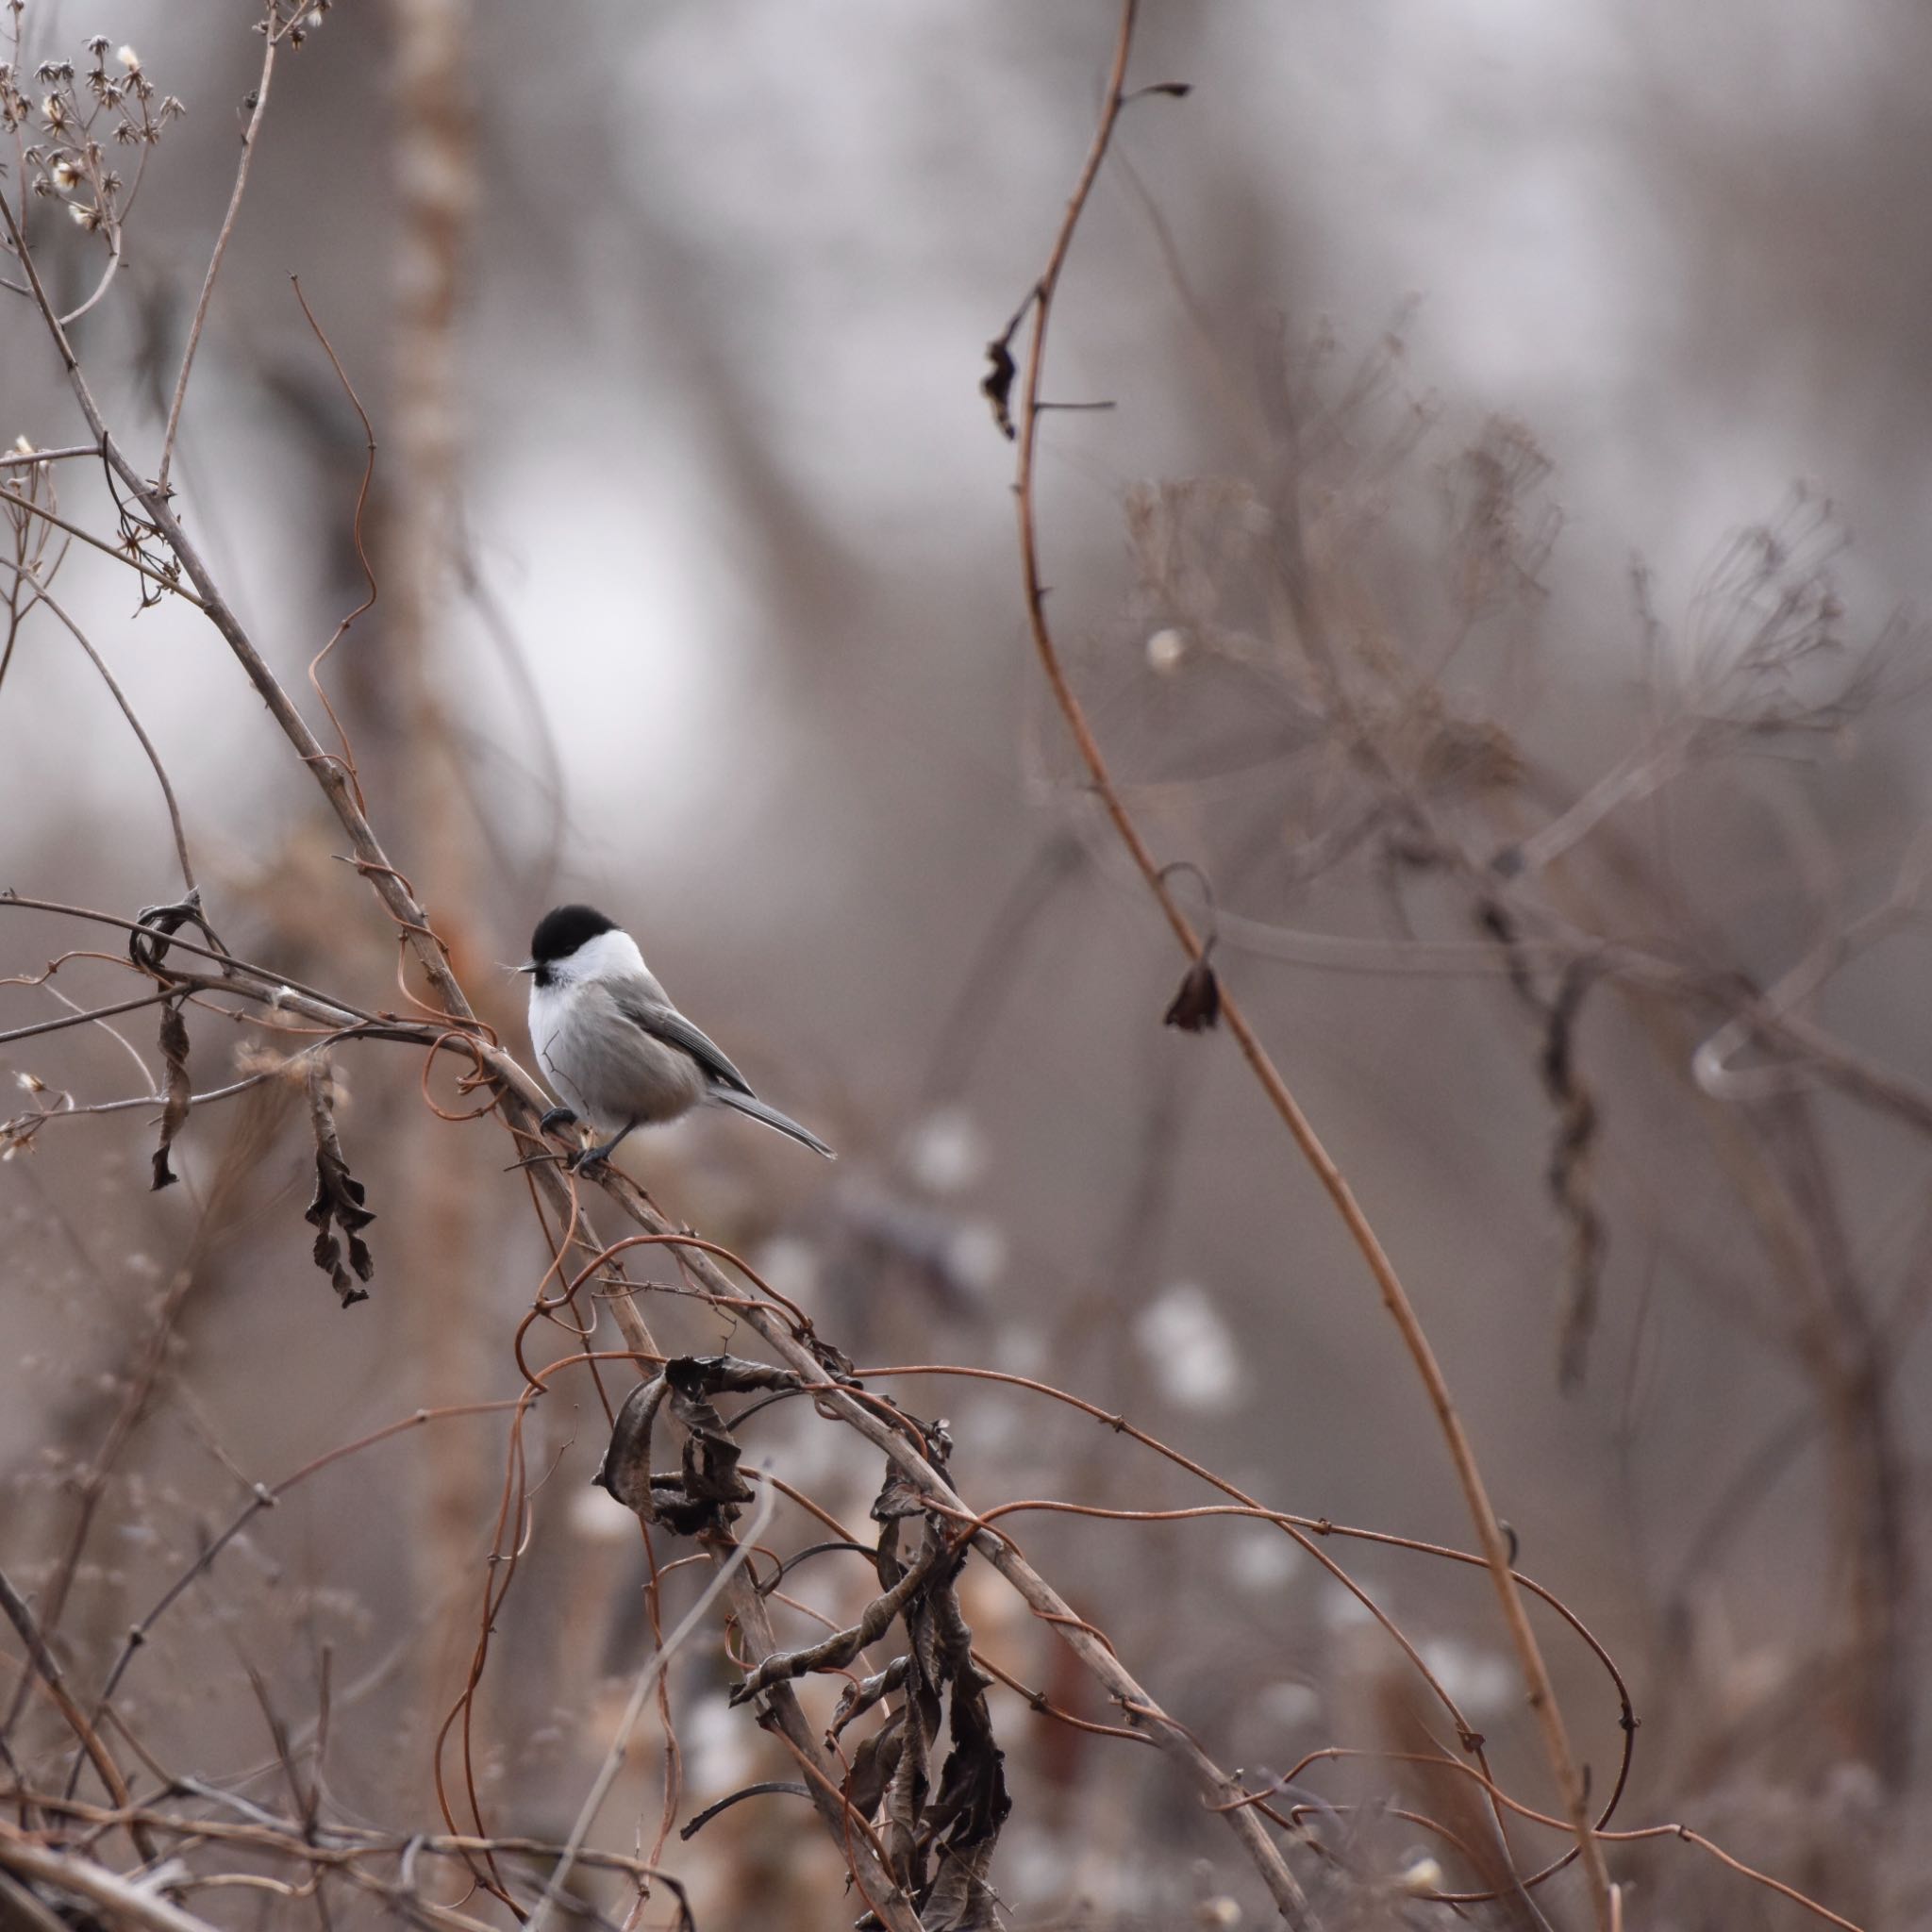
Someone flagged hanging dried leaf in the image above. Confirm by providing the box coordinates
[1541,962,1606,1389]
[919,1571,1009,1932]
[844,1702,908,1822]
[1162,957,1221,1032]
[303,1058,375,1307]
[594,1375,670,1515]
[149,1002,191,1190]
[727,1437,1008,1921]
[980,334,1017,441]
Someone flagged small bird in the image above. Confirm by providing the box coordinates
[518,904,834,1171]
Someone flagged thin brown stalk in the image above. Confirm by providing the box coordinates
[1004,4,1614,1923]
[156,23,279,491]
[5,573,195,891]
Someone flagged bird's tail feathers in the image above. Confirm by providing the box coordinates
[711,1088,836,1159]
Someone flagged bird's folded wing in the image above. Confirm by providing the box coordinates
[613,992,752,1094]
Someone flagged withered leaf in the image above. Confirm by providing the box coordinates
[732,1543,942,1706]
[831,1657,908,1740]
[150,1002,190,1191]
[922,1632,1008,1931]
[844,1703,907,1820]
[1163,958,1221,1032]
[980,335,1017,441]
[593,1376,669,1514]
[595,1356,799,1539]
[304,1058,375,1307]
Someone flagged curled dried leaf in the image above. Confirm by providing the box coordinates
[592,1375,669,1516]
[732,1543,943,1706]
[980,334,1017,441]
[832,1657,909,1740]
[149,1001,190,1190]
[594,1356,798,1537]
[303,1057,374,1307]
[129,888,227,980]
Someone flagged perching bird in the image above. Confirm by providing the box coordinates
[519,903,834,1171]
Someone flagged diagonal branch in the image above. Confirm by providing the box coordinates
[1000,2,1613,1924]
[4,571,196,891]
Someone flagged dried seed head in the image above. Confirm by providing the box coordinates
[116,44,141,71]
[67,199,102,231]
[50,157,79,189]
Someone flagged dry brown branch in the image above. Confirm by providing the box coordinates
[996,3,1613,1920]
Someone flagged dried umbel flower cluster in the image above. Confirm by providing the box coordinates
[0,20,182,242]
[260,0,332,49]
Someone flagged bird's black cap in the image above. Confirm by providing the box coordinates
[529,903,617,964]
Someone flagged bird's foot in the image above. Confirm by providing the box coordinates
[563,1120,639,1175]
[539,1106,579,1137]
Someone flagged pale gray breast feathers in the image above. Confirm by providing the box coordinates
[535,979,707,1129]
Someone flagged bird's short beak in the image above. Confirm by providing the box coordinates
[515,960,537,974]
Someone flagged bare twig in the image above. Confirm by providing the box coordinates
[155,20,280,491]
[2,571,196,891]
[0,490,204,606]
